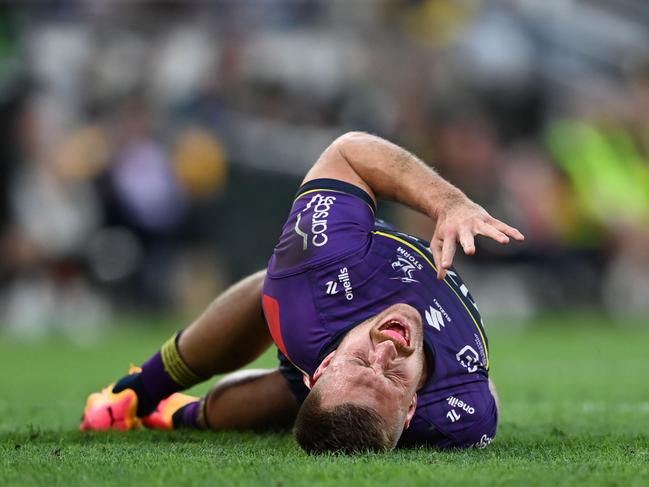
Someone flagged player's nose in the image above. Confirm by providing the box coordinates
[370,340,397,369]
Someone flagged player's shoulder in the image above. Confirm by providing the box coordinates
[267,179,377,277]
[295,178,376,212]
[403,378,498,449]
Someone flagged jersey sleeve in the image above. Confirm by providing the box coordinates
[267,178,376,276]
[400,380,499,449]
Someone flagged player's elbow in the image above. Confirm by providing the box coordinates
[332,131,371,154]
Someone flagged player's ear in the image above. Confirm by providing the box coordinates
[404,393,417,430]
[313,351,336,383]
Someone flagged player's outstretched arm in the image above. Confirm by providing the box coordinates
[304,132,524,279]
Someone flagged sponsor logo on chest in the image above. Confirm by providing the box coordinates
[425,299,452,331]
[455,345,481,373]
[294,194,336,250]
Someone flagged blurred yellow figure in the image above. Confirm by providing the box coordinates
[174,128,228,198]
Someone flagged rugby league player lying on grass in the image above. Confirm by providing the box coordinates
[81,132,524,453]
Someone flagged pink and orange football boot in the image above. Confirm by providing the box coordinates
[141,393,198,430]
[80,365,143,431]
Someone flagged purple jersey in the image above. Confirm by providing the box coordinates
[262,179,498,449]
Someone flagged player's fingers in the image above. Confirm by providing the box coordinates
[488,217,525,241]
[440,234,457,279]
[459,228,476,255]
[430,237,443,279]
[477,222,510,244]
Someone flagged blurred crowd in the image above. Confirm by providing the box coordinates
[1,0,648,336]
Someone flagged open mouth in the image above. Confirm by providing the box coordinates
[379,319,410,347]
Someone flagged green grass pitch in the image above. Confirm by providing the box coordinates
[1,314,648,486]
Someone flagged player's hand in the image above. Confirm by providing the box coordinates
[430,198,524,280]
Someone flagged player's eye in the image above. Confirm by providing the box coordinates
[352,353,370,367]
[384,368,406,385]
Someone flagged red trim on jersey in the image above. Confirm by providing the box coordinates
[262,294,288,358]
[303,374,315,390]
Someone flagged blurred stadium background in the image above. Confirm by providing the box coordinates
[1,0,649,339]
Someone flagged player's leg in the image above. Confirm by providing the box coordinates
[201,369,299,430]
[81,270,273,431]
[149,348,306,431]
[164,352,307,431]
[142,369,299,431]
[176,270,272,377]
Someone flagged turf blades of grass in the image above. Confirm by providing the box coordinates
[1,315,648,486]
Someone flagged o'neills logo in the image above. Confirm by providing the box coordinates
[324,267,354,300]
[338,267,354,301]
[447,396,475,415]
[294,194,336,250]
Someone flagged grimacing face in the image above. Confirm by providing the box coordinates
[311,303,428,435]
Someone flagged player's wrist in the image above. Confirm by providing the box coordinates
[426,186,468,221]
